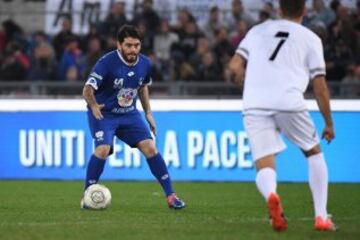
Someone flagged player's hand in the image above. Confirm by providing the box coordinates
[145,112,157,136]
[91,103,104,120]
[322,125,335,144]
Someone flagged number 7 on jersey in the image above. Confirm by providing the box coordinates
[269,31,289,61]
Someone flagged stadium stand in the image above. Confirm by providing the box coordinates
[0,0,359,98]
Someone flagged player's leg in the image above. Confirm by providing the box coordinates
[115,113,185,209]
[84,111,115,190]
[137,139,174,196]
[137,139,185,209]
[84,144,111,190]
[244,113,287,231]
[276,112,336,231]
[255,155,277,201]
[303,145,336,231]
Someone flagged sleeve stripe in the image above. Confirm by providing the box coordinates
[236,47,249,60]
[143,78,152,86]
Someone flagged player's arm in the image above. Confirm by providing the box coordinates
[139,85,156,135]
[312,76,334,143]
[82,85,104,120]
[228,54,246,86]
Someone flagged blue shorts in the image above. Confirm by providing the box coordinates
[87,110,152,151]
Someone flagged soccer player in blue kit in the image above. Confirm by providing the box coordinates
[81,25,185,209]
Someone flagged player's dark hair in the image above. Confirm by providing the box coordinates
[280,0,305,18]
[117,25,142,43]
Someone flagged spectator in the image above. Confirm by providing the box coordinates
[52,16,77,61]
[171,51,196,81]
[104,35,117,52]
[99,1,128,38]
[0,42,30,81]
[328,5,357,60]
[147,50,163,82]
[176,21,204,60]
[27,31,56,81]
[263,2,278,19]
[304,0,336,28]
[153,19,179,81]
[189,37,211,67]
[225,0,256,34]
[153,20,179,62]
[258,10,271,24]
[341,64,360,97]
[57,36,84,81]
[325,39,353,82]
[201,6,225,46]
[137,21,153,54]
[196,51,222,82]
[172,8,195,38]
[0,24,8,57]
[213,27,235,75]
[2,20,27,49]
[65,66,79,82]
[84,37,103,78]
[230,20,248,47]
[351,1,360,28]
[80,23,105,53]
[133,0,160,39]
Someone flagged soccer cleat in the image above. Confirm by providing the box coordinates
[80,197,90,210]
[314,216,337,231]
[167,193,186,210]
[267,193,287,232]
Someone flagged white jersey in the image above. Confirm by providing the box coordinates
[236,19,326,111]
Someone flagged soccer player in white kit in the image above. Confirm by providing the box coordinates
[229,0,336,232]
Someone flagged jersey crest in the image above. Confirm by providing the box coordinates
[117,88,138,107]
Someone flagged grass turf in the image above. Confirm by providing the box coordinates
[0,181,359,240]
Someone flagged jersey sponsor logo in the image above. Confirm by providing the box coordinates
[95,131,104,142]
[127,71,135,77]
[113,78,124,89]
[117,88,138,107]
[111,106,135,114]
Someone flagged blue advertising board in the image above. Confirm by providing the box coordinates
[0,101,359,183]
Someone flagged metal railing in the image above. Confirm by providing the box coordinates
[0,81,358,99]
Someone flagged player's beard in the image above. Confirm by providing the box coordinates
[121,51,138,64]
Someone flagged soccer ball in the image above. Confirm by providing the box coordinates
[82,184,112,210]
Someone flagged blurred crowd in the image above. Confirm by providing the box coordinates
[0,0,359,96]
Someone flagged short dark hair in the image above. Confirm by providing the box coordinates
[117,25,142,43]
[280,0,305,18]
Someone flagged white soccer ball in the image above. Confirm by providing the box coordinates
[83,184,112,210]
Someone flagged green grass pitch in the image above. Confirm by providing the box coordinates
[0,181,359,240]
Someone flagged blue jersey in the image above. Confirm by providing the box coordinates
[85,50,152,114]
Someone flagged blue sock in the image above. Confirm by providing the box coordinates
[146,153,174,197]
[84,155,106,190]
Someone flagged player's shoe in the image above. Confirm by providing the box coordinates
[80,197,90,210]
[167,193,186,210]
[314,215,337,231]
[267,193,287,232]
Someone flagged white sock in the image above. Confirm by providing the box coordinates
[308,152,328,219]
[256,167,277,200]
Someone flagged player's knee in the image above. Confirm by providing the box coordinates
[146,146,158,157]
[255,155,275,171]
[137,140,158,158]
[303,144,321,157]
[94,145,111,159]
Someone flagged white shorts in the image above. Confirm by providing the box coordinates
[243,111,320,161]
